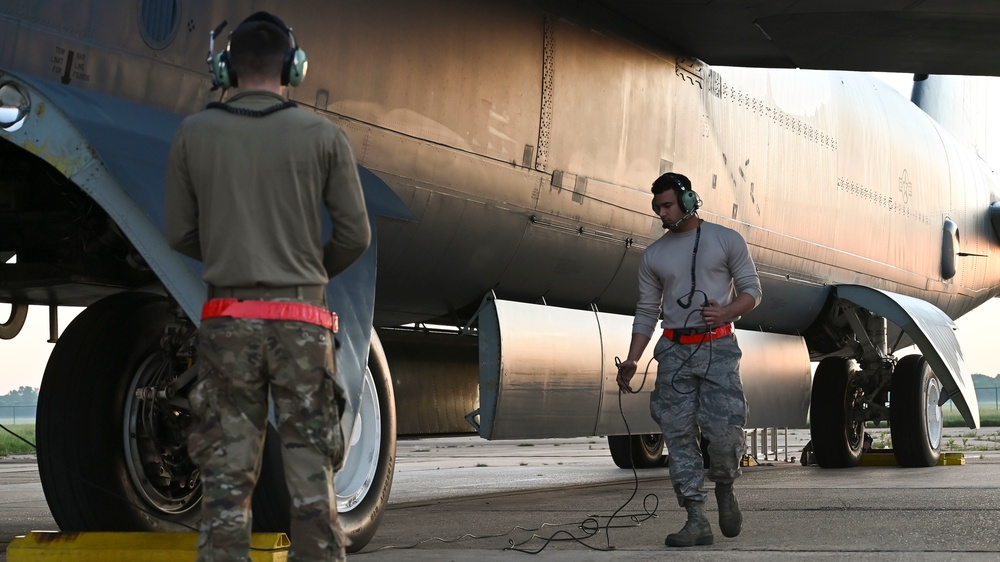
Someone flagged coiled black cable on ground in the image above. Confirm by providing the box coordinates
[503,379,662,554]
[366,356,664,555]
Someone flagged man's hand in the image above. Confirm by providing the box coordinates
[701,293,756,328]
[616,359,638,394]
[701,299,725,327]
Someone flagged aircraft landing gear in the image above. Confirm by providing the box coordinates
[37,292,201,531]
[809,357,866,468]
[890,355,942,467]
[608,433,668,468]
[809,353,943,469]
[809,301,944,469]
[37,292,396,552]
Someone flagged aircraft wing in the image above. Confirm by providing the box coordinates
[556,1,1000,76]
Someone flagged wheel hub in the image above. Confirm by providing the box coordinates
[124,354,201,516]
[336,367,381,512]
[925,376,943,449]
[846,383,866,449]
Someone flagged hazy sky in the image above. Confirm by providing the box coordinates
[0,72,997,395]
[0,304,81,394]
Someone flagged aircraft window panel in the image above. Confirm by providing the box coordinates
[138,0,180,50]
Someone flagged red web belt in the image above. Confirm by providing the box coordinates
[201,298,339,333]
[663,323,732,345]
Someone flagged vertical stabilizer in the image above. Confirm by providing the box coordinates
[912,74,1000,172]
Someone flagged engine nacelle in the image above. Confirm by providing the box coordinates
[477,298,811,440]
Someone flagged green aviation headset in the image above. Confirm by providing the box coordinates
[668,173,700,214]
[653,172,701,215]
[211,11,308,90]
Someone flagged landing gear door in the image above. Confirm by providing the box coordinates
[836,284,980,428]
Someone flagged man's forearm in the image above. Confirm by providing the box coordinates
[722,292,757,323]
[627,332,651,362]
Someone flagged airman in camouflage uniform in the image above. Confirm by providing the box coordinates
[649,332,748,519]
[165,11,370,562]
[188,313,347,561]
[617,172,761,548]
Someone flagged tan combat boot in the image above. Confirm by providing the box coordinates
[715,481,742,537]
[665,499,714,547]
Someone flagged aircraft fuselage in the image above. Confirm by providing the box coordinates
[1,1,997,334]
[3,0,998,547]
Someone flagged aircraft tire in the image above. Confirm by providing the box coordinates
[889,355,942,467]
[37,292,201,531]
[810,357,865,468]
[607,433,668,468]
[252,328,396,552]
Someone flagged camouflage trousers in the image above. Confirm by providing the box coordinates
[187,315,347,562]
[649,333,748,507]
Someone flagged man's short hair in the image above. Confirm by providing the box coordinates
[651,172,692,196]
[229,19,290,84]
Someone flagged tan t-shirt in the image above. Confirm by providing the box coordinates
[165,90,371,287]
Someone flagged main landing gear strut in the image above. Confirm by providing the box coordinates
[809,303,942,468]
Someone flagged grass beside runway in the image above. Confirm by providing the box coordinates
[945,405,1000,427]
[0,423,35,456]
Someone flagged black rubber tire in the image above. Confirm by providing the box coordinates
[890,355,942,467]
[810,357,865,468]
[37,292,199,531]
[608,433,668,468]
[252,329,397,552]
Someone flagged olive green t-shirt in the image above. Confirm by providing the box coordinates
[165,90,371,287]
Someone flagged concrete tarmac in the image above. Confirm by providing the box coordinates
[3,428,1000,560]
